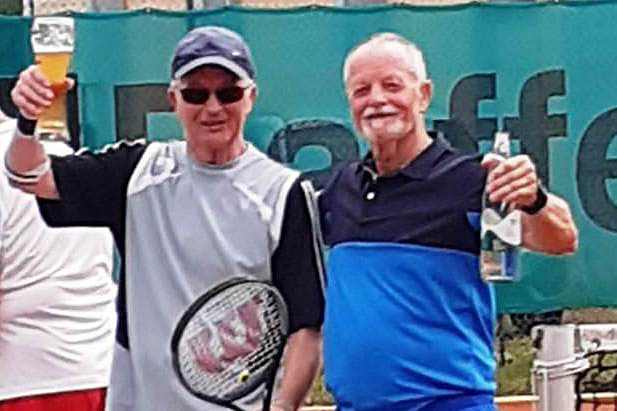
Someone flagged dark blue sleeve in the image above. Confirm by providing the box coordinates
[37,140,148,250]
[318,166,346,247]
[467,155,488,213]
[464,155,488,233]
[271,177,325,333]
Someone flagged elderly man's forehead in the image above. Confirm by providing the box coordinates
[346,40,426,81]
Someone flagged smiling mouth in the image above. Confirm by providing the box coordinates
[364,112,398,120]
[200,120,226,127]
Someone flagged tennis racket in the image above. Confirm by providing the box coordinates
[171,277,289,411]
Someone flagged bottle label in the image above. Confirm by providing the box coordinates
[480,208,522,247]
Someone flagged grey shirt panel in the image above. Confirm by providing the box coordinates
[38,140,324,410]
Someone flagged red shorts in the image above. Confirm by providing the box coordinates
[0,388,106,411]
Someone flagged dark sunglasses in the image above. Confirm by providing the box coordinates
[178,85,248,105]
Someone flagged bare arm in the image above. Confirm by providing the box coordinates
[5,135,58,198]
[6,65,71,199]
[482,154,578,255]
[520,192,578,254]
[273,328,321,411]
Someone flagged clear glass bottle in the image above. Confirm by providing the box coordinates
[480,132,521,282]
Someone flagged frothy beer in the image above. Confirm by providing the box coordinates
[31,17,74,141]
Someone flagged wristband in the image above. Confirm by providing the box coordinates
[3,156,51,185]
[16,114,37,137]
[521,181,548,215]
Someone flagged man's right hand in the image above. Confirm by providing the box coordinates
[11,65,74,120]
[5,65,65,199]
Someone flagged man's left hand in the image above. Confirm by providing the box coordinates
[481,153,538,209]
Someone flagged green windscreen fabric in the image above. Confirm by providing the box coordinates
[0,4,616,313]
[0,15,29,76]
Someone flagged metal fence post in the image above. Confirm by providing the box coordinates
[532,324,590,411]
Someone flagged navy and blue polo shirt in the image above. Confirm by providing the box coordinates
[320,135,496,411]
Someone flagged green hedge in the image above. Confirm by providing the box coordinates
[0,0,22,15]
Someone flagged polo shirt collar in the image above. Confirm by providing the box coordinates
[359,132,451,180]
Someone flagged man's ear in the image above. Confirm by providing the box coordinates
[167,88,177,110]
[244,86,258,115]
[419,80,433,113]
[249,85,258,104]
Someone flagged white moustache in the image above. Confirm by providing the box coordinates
[362,106,399,131]
[363,106,399,118]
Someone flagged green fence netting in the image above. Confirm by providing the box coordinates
[1,4,616,313]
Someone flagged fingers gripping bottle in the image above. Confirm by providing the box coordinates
[480,132,522,282]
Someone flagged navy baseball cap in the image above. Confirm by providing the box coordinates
[171,26,255,81]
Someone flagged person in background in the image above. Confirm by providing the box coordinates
[319,32,578,411]
[0,109,117,411]
[7,26,324,411]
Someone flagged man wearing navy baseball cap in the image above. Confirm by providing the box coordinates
[8,26,324,411]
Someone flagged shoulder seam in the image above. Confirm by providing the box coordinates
[75,138,148,156]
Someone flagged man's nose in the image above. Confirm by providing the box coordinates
[203,92,223,112]
[367,86,387,104]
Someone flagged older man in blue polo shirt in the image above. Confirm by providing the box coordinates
[319,32,578,411]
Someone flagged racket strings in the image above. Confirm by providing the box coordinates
[178,283,287,400]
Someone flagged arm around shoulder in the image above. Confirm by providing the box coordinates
[521,190,578,255]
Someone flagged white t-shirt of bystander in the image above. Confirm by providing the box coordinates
[0,119,117,401]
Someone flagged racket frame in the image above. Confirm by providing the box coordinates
[171,277,289,411]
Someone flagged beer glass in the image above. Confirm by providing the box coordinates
[30,17,75,141]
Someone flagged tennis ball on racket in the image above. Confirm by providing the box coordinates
[239,369,250,383]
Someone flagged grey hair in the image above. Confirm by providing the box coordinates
[343,32,428,86]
